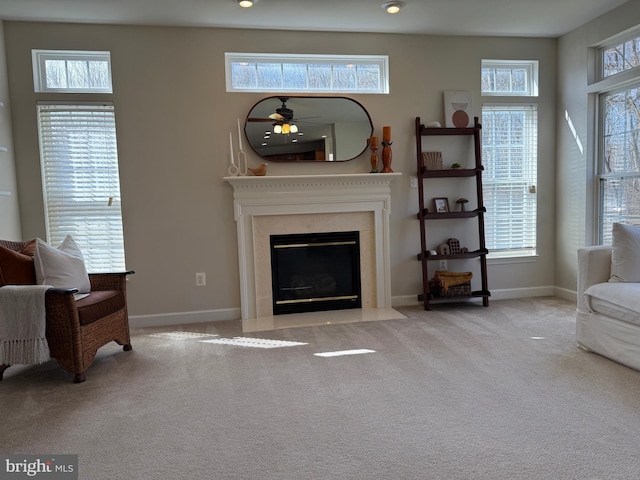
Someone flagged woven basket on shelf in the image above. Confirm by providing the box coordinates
[429,270,472,298]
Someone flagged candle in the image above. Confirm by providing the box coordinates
[370,136,378,148]
[237,118,243,151]
[383,126,391,142]
[229,131,235,165]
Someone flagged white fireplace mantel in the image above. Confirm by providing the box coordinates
[224,173,401,320]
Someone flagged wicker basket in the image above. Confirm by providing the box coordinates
[429,270,472,298]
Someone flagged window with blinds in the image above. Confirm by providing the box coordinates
[481,105,538,256]
[37,103,126,272]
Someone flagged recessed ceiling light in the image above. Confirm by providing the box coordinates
[236,0,257,7]
[382,1,404,14]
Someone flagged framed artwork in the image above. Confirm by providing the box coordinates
[434,197,450,213]
[444,91,473,128]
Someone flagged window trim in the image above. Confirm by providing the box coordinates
[32,49,113,93]
[225,52,389,94]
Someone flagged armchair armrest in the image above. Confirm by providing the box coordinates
[46,287,79,295]
[88,271,134,292]
[577,246,612,311]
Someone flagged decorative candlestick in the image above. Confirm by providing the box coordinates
[228,131,239,176]
[381,140,394,173]
[236,118,248,176]
[369,137,379,173]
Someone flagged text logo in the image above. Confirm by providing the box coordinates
[0,455,77,480]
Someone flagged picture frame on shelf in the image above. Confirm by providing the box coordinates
[433,197,450,213]
[444,91,473,128]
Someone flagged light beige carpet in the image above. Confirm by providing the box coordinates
[2,297,640,479]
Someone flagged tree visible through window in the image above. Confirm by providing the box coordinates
[225,53,388,94]
[599,85,640,244]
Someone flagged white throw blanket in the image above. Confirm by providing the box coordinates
[0,285,51,365]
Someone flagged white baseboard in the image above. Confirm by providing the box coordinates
[392,286,557,307]
[554,286,577,303]
[129,308,240,328]
[132,287,570,327]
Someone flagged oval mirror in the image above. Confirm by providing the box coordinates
[245,96,373,162]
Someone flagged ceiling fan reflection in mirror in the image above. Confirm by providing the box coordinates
[248,96,316,134]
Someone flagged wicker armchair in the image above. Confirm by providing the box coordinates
[0,240,133,383]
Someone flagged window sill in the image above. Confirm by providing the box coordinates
[487,253,538,265]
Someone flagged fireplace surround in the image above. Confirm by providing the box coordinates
[224,173,401,320]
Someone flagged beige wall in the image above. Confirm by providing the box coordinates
[3,22,557,324]
[556,1,640,296]
[0,21,21,240]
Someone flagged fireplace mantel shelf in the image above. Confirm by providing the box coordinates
[224,173,401,191]
[224,172,401,320]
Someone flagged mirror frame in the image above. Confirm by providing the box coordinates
[244,96,373,162]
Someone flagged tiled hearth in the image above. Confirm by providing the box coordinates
[224,173,404,330]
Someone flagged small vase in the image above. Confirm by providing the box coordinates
[381,141,393,173]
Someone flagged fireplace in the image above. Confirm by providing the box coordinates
[224,173,401,320]
[271,231,362,315]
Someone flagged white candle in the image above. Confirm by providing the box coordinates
[229,131,235,165]
[237,118,244,151]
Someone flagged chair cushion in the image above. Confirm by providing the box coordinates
[0,242,37,286]
[76,290,125,326]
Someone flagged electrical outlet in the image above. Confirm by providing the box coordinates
[195,272,206,286]
[438,260,448,271]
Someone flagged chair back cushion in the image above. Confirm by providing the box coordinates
[34,236,91,293]
[0,240,37,286]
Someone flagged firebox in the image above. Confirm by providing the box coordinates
[270,231,362,315]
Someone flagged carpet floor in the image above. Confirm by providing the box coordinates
[2,297,639,479]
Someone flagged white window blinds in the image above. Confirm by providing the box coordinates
[37,103,126,272]
[482,105,538,255]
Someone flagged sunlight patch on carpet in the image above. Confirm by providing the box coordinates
[314,349,376,357]
[148,331,219,340]
[200,337,308,349]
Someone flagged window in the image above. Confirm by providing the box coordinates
[597,84,640,244]
[32,50,112,93]
[600,34,640,78]
[481,60,539,257]
[225,53,388,94]
[481,60,538,97]
[594,30,640,244]
[481,105,538,257]
[37,103,125,272]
